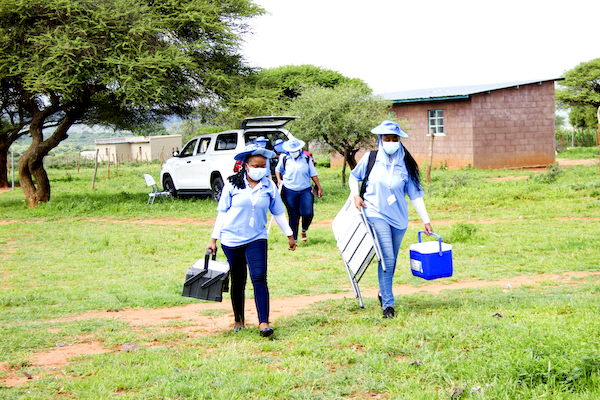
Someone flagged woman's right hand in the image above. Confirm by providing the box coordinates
[354,195,366,211]
[206,239,217,254]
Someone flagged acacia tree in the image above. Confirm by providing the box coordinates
[0,0,262,206]
[556,58,600,110]
[221,64,369,125]
[0,79,31,187]
[289,83,393,183]
[556,58,600,174]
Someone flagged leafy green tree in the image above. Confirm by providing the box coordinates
[569,105,598,129]
[132,123,168,137]
[556,58,600,112]
[0,0,262,206]
[222,64,369,125]
[289,83,393,175]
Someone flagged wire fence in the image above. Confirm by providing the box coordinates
[556,128,599,148]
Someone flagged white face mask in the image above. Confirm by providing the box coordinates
[290,150,301,159]
[382,141,400,155]
[246,167,267,181]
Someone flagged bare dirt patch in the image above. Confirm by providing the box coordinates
[556,158,598,167]
[487,176,528,182]
[3,270,599,387]
[0,341,111,387]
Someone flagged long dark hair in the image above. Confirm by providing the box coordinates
[229,156,248,190]
[402,144,421,189]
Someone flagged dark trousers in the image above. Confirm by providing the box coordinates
[282,186,314,240]
[221,239,269,324]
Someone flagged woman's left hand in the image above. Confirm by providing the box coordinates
[287,236,297,251]
[424,223,434,235]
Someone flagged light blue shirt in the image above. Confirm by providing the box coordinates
[350,149,424,230]
[216,176,285,246]
[276,153,317,191]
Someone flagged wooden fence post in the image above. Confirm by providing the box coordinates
[427,128,435,186]
[91,149,99,190]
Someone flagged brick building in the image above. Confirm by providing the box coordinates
[384,78,563,169]
[331,78,563,169]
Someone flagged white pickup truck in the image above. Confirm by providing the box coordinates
[160,116,297,201]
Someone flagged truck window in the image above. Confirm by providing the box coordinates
[180,139,198,157]
[198,138,211,154]
[215,133,237,151]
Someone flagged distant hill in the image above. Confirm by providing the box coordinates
[11,125,136,156]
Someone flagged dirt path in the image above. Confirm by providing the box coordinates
[3,270,600,387]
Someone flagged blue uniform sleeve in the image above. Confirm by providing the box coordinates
[405,177,425,200]
[216,182,233,212]
[276,155,285,174]
[268,180,286,215]
[308,158,318,177]
[350,152,371,181]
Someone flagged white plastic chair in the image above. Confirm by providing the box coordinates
[143,174,171,204]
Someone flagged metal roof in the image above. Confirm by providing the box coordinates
[381,78,565,104]
[95,137,149,144]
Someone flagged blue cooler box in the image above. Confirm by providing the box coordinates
[409,232,453,280]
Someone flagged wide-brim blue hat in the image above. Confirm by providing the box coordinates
[371,120,409,138]
[234,144,276,161]
[282,138,305,152]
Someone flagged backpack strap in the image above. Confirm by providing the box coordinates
[359,150,378,198]
[282,153,308,171]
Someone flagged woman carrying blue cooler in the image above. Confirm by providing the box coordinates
[275,138,323,242]
[207,144,297,337]
[349,120,434,319]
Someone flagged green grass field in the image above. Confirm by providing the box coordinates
[1,152,600,399]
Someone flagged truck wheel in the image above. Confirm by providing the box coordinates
[211,177,224,202]
[163,175,178,198]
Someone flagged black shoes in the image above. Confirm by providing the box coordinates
[383,307,395,319]
[260,327,274,337]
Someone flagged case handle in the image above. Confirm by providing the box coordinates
[204,248,217,270]
[417,231,443,256]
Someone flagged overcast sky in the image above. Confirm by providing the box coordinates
[241,0,599,95]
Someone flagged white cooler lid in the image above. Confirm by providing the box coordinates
[409,241,452,254]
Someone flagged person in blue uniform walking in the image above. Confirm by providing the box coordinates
[275,138,323,242]
[349,120,434,319]
[207,144,297,337]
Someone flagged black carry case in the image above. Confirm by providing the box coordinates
[182,249,230,302]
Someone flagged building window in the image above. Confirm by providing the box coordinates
[428,109,445,136]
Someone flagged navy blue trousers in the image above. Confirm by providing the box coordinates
[221,239,269,324]
[282,186,314,240]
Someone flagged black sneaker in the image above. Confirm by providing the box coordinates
[383,307,395,319]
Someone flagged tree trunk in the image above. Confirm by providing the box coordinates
[0,138,8,188]
[427,130,435,185]
[18,112,77,207]
[342,148,347,186]
[0,127,28,188]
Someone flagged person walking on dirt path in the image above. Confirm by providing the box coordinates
[275,138,323,243]
[349,120,434,319]
[207,144,297,337]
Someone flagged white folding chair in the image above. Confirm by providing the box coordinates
[143,174,171,204]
